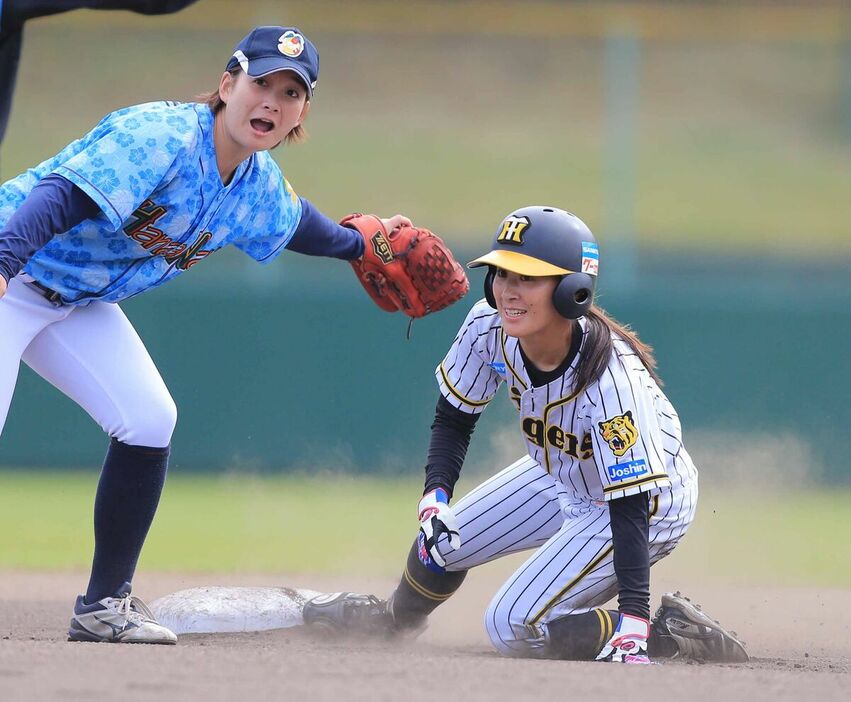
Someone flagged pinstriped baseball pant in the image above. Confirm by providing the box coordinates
[437,455,698,656]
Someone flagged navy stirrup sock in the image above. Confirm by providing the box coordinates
[85,438,169,603]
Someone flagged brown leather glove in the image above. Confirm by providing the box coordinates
[343,214,469,318]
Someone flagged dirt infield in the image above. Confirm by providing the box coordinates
[0,564,848,702]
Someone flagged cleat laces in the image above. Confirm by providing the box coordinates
[107,595,155,629]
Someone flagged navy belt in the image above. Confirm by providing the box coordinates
[29,280,64,305]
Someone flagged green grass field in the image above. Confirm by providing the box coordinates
[1,472,848,587]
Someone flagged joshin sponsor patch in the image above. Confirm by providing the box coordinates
[607,458,648,482]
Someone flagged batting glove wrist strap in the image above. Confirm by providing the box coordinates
[417,489,461,569]
[596,614,654,665]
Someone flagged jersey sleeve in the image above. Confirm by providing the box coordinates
[583,346,672,500]
[52,106,192,231]
[435,300,503,414]
[232,173,302,263]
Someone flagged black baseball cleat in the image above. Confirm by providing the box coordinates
[302,592,393,636]
[651,591,749,663]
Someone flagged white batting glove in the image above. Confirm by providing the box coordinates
[417,488,461,569]
[595,613,655,665]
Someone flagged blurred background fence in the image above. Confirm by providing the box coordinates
[1,1,849,483]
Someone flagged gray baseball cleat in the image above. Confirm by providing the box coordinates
[68,582,177,644]
[652,591,749,663]
[302,592,393,636]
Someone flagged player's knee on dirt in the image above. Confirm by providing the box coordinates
[389,537,467,631]
[484,594,543,656]
[112,393,177,448]
[541,609,622,660]
[485,596,618,659]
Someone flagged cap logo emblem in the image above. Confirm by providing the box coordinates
[278,30,305,57]
[496,216,530,246]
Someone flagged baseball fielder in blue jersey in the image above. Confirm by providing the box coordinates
[0,25,411,645]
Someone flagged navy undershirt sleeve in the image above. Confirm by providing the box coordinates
[285,197,364,260]
[423,395,480,499]
[0,173,100,282]
[609,492,651,620]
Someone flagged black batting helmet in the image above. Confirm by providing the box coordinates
[468,206,599,320]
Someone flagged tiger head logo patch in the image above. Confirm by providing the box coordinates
[598,410,638,457]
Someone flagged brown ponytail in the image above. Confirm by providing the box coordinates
[573,305,662,393]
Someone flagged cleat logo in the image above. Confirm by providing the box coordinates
[308,593,345,605]
[93,614,130,636]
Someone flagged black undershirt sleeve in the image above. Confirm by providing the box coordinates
[609,491,651,620]
[422,395,480,499]
[285,197,364,260]
[0,174,100,282]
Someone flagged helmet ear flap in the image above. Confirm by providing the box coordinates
[483,266,497,308]
[553,272,595,319]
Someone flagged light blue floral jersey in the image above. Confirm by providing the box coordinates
[0,101,302,304]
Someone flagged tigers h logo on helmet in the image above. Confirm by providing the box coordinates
[496,216,531,245]
[468,206,599,320]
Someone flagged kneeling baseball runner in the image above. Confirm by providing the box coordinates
[303,206,749,664]
[0,25,465,645]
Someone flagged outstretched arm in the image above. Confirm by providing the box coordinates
[285,197,410,260]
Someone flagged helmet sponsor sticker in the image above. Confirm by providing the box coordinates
[606,458,648,482]
[581,241,599,276]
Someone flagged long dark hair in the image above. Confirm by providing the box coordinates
[572,305,662,392]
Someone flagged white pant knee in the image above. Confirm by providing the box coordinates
[111,393,177,448]
[484,593,538,657]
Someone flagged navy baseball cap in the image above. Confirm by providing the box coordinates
[226,26,319,96]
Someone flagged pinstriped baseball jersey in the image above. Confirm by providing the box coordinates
[436,299,698,506]
[0,101,301,305]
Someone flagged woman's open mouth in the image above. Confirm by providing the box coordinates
[250,118,274,134]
